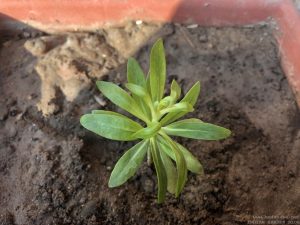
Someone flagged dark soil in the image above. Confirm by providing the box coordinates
[0,23,299,225]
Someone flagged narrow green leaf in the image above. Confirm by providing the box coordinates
[181,81,200,106]
[157,96,172,110]
[157,136,174,159]
[157,136,203,174]
[150,39,166,102]
[125,83,151,119]
[170,80,181,102]
[109,140,149,187]
[125,83,147,97]
[96,81,148,122]
[146,72,151,97]
[80,112,142,141]
[163,118,231,140]
[131,122,161,139]
[159,133,187,197]
[127,57,146,87]
[150,138,167,203]
[158,144,177,194]
[160,102,194,115]
[177,144,204,175]
[161,81,200,125]
[126,59,151,119]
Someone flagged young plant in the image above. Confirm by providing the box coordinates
[80,39,231,203]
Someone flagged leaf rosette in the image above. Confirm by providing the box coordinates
[80,39,231,203]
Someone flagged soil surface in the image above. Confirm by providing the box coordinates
[0,23,299,225]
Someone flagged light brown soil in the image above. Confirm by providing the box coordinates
[0,23,299,225]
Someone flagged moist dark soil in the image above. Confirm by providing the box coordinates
[0,23,299,225]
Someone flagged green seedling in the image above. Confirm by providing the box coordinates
[80,39,231,203]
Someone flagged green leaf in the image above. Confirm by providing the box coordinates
[150,39,166,102]
[131,122,161,139]
[157,96,172,110]
[161,81,200,125]
[160,102,194,115]
[80,112,142,141]
[146,72,151,97]
[125,83,147,97]
[181,81,200,106]
[177,144,204,175]
[170,80,181,102]
[159,144,177,194]
[126,59,152,119]
[96,81,148,122]
[127,57,146,87]
[109,140,149,187]
[124,83,151,118]
[163,118,231,140]
[150,138,167,203]
[157,136,203,174]
[159,134,187,197]
[92,110,116,115]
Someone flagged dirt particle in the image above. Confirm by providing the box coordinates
[80,199,98,219]
[199,34,208,43]
[0,211,15,225]
[0,105,8,121]
[140,176,154,193]
[24,39,47,56]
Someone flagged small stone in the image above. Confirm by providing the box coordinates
[79,197,87,204]
[15,112,24,121]
[93,95,107,107]
[23,31,31,38]
[86,164,91,170]
[106,166,112,171]
[199,34,208,43]
[140,177,154,193]
[135,20,143,25]
[186,24,198,29]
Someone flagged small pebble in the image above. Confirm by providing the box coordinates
[186,24,198,29]
[135,20,143,25]
[106,166,112,171]
[93,95,107,107]
[199,34,208,43]
[23,31,31,38]
[140,177,154,193]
